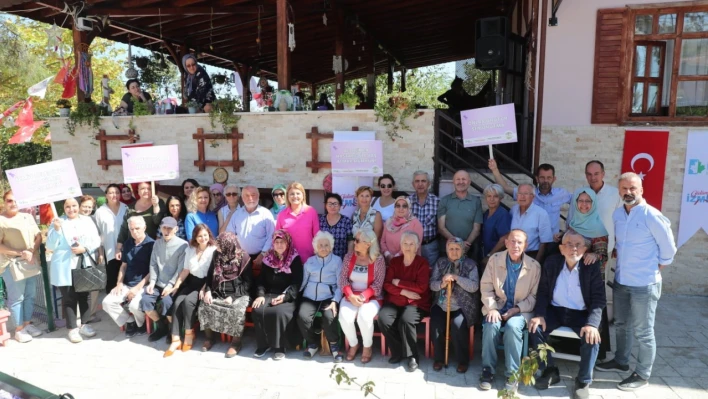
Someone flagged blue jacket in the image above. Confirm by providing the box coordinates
[300,253,342,302]
[534,254,606,328]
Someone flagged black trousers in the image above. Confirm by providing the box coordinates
[599,306,611,358]
[377,303,427,360]
[431,305,470,365]
[297,297,339,346]
[59,285,89,329]
[105,258,122,294]
[170,274,204,336]
[252,294,297,350]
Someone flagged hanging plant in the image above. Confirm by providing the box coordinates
[213,73,227,85]
[374,92,419,141]
[134,56,150,69]
[208,96,243,143]
[66,102,108,137]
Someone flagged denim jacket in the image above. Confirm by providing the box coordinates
[301,253,342,302]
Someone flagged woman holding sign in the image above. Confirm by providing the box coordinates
[46,197,101,343]
[117,182,165,254]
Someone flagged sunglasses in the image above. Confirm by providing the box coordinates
[212,192,222,197]
[225,192,239,197]
[394,204,409,209]
[380,184,393,189]
[273,192,285,197]
[185,62,197,68]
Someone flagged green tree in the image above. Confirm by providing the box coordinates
[461,60,493,95]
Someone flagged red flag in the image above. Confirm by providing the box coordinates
[15,97,34,127]
[1,100,25,120]
[61,66,77,99]
[621,130,670,210]
[8,121,44,144]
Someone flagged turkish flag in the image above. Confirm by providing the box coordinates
[8,121,44,144]
[15,98,34,127]
[621,130,670,210]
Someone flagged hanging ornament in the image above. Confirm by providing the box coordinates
[125,38,138,79]
[45,23,63,53]
[323,13,327,26]
[3,116,15,129]
[362,45,365,51]
[288,23,296,52]
[352,40,356,45]
[332,55,342,74]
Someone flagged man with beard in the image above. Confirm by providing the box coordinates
[595,172,676,392]
[489,160,571,235]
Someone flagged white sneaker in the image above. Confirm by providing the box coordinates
[79,324,96,338]
[23,324,43,337]
[68,328,83,343]
[14,329,33,343]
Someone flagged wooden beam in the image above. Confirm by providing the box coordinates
[400,66,407,92]
[88,6,261,17]
[276,0,290,90]
[387,57,394,94]
[236,63,251,112]
[534,0,549,170]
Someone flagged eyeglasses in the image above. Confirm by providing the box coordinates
[354,238,370,244]
[517,192,534,197]
[185,62,197,68]
[212,192,222,197]
[394,204,409,209]
[577,199,593,204]
[326,202,340,207]
[380,184,393,189]
[225,192,238,197]
[273,192,285,197]
[563,243,585,250]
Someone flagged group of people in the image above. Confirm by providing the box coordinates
[0,160,677,399]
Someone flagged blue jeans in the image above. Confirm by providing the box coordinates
[482,313,526,376]
[613,281,661,380]
[1,267,37,327]
[531,306,599,384]
[421,241,439,269]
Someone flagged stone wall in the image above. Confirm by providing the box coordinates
[48,110,435,190]
[541,125,707,295]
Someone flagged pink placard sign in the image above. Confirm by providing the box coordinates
[121,144,180,183]
[331,140,383,177]
[460,103,518,147]
[6,158,82,208]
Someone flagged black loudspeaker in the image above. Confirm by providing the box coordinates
[475,16,508,70]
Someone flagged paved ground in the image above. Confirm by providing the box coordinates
[2,294,708,399]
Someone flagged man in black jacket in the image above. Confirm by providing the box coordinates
[528,231,606,399]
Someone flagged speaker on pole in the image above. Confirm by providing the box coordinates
[475,16,508,70]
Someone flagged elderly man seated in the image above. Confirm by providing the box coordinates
[102,216,155,337]
[479,229,541,393]
[139,217,188,342]
[529,231,605,399]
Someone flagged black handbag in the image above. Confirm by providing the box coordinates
[71,251,107,293]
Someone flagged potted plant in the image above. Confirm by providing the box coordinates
[134,56,149,69]
[213,73,227,85]
[208,96,242,133]
[374,91,419,141]
[56,99,71,117]
[186,100,199,114]
[66,101,107,136]
[337,90,360,110]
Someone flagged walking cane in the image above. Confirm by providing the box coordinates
[444,282,452,368]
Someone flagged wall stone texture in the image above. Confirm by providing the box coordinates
[541,126,707,296]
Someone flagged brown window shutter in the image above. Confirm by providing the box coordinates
[591,8,628,124]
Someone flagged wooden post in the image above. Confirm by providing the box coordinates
[276,0,291,90]
[401,67,407,92]
[237,64,251,112]
[366,38,376,108]
[72,27,95,103]
[335,10,345,110]
[179,44,188,105]
[387,57,394,94]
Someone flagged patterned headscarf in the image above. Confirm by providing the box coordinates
[182,54,199,93]
[385,196,414,233]
[444,237,467,274]
[212,232,248,287]
[263,230,299,274]
[209,183,226,212]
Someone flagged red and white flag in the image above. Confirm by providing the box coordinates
[8,121,44,144]
[621,130,670,210]
[15,97,34,127]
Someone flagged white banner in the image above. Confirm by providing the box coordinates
[333,131,376,218]
[677,131,708,248]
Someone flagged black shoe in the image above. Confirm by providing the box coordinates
[148,323,168,342]
[595,359,629,372]
[254,347,271,358]
[125,322,137,337]
[407,357,418,372]
[388,354,403,364]
[617,372,648,391]
[479,367,494,390]
[574,379,590,399]
[133,323,147,337]
[534,366,561,390]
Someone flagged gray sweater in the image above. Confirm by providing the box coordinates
[149,236,188,289]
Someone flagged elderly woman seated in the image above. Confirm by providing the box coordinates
[252,230,303,360]
[297,231,343,362]
[198,232,252,358]
[430,237,480,373]
[377,231,431,372]
[339,229,386,364]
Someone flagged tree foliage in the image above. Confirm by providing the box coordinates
[0,15,125,176]
[461,60,493,95]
